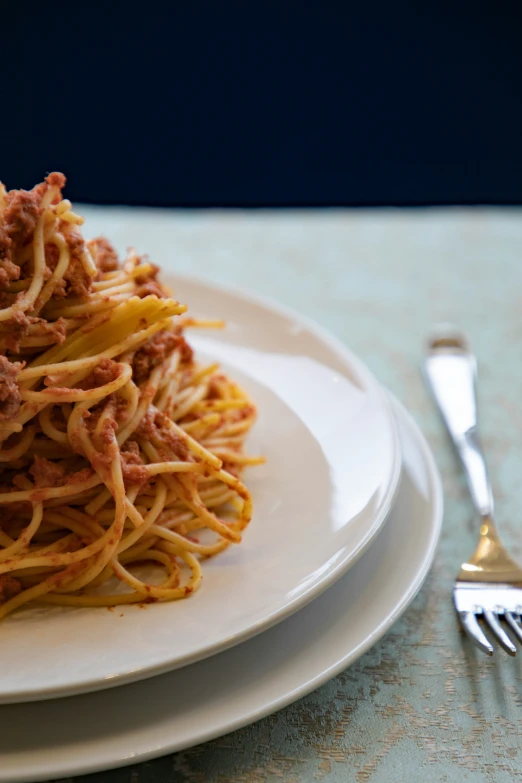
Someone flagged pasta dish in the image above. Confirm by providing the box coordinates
[0,173,262,620]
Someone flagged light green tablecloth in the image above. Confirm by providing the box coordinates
[68,206,522,783]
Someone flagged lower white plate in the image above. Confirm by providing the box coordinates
[0,395,442,783]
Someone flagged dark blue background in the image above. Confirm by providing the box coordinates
[5,1,522,205]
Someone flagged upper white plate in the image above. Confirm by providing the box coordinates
[0,276,400,704]
[0,396,442,783]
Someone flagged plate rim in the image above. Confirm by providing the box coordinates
[0,393,442,783]
[0,275,402,704]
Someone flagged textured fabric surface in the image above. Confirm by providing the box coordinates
[56,206,522,782]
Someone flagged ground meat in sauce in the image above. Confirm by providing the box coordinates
[40,316,67,345]
[155,411,189,460]
[0,312,66,353]
[2,191,43,245]
[1,310,32,352]
[0,355,23,420]
[66,467,94,484]
[44,242,60,270]
[0,174,65,291]
[136,409,189,461]
[63,258,91,298]
[121,440,141,466]
[121,440,149,484]
[135,408,155,438]
[29,455,67,488]
[134,263,168,299]
[132,329,193,385]
[82,393,131,453]
[0,257,20,288]
[39,226,91,299]
[64,228,84,257]
[0,575,21,604]
[0,189,44,284]
[75,358,119,390]
[45,172,66,191]
[87,237,119,274]
[163,429,189,460]
[233,404,255,422]
[206,373,234,400]
[96,413,118,446]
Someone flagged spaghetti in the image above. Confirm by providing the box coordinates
[0,173,262,620]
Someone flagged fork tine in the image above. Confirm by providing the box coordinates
[505,612,522,643]
[459,610,494,655]
[483,609,517,656]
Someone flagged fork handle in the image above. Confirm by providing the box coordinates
[424,331,495,520]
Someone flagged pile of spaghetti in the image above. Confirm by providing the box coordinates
[0,173,262,620]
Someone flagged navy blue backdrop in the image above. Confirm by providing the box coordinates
[5,1,522,205]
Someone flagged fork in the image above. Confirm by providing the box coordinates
[424,329,522,656]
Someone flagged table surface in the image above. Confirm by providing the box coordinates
[61,205,522,783]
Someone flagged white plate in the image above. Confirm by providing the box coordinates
[0,396,442,783]
[0,276,401,704]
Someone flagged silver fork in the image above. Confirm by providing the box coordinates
[424,329,522,656]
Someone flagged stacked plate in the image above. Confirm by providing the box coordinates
[0,276,443,783]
